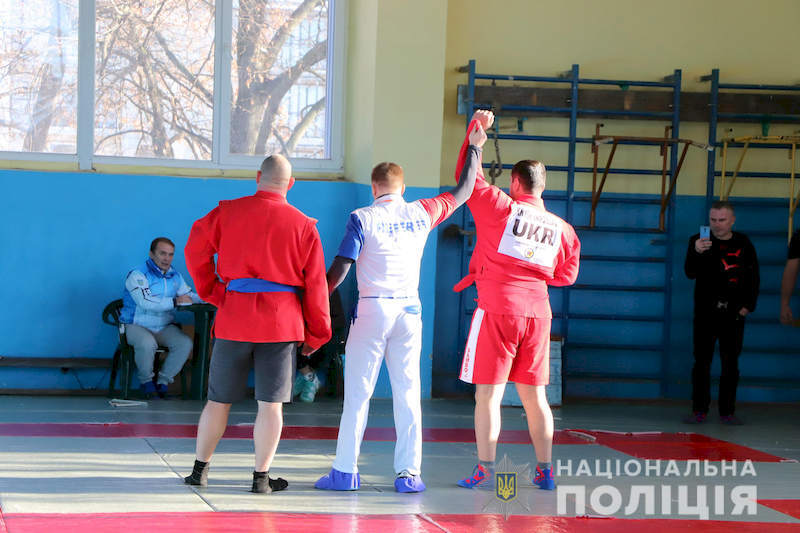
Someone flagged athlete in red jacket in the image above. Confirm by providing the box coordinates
[183,154,331,493]
[453,111,580,491]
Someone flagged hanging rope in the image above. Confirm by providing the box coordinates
[488,118,503,184]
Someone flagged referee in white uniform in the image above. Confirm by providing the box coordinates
[315,113,490,493]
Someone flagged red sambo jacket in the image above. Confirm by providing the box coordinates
[185,190,332,349]
[453,120,581,318]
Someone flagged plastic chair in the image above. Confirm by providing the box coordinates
[101,299,187,399]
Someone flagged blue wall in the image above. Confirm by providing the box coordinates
[431,190,800,403]
[2,168,796,403]
[0,169,441,399]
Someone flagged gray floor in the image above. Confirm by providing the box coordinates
[0,396,798,523]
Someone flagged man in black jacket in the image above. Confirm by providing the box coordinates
[684,201,759,425]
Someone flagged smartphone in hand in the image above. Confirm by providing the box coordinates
[700,226,711,239]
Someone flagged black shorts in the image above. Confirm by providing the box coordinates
[207,339,296,403]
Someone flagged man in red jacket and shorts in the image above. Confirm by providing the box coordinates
[182,154,331,493]
[453,112,580,491]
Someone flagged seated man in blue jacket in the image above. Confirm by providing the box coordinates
[120,237,200,398]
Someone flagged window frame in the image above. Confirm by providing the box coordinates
[0,0,346,176]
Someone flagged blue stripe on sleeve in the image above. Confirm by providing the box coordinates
[337,213,364,261]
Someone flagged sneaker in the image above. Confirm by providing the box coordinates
[533,465,556,490]
[139,381,156,399]
[720,414,744,425]
[299,372,320,403]
[314,468,360,491]
[395,469,426,493]
[156,383,169,399]
[682,411,707,424]
[457,464,493,490]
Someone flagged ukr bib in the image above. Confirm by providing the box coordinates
[497,204,561,267]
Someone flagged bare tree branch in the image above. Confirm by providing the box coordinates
[285,96,325,154]
[152,30,212,102]
[231,0,327,154]
[170,121,212,150]
[94,128,150,152]
[253,40,327,153]
[154,67,212,115]
[5,0,329,159]
[23,5,67,152]
[0,119,25,132]
[259,0,324,76]
[271,126,290,155]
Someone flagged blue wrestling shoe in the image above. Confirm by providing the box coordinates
[395,470,426,493]
[682,411,707,424]
[314,468,360,490]
[720,414,744,426]
[156,383,169,399]
[533,465,556,490]
[457,464,493,490]
[139,381,156,399]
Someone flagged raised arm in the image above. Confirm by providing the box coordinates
[454,111,511,221]
[454,110,492,184]
[418,123,488,228]
[448,122,487,205]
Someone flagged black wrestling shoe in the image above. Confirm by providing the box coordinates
[251,471,289,493]
[184,460,209,487]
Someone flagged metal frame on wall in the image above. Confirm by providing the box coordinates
[702,69,800,394]
[704,68,800,241]
[459,60,683,398]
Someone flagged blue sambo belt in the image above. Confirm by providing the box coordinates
[226,278,300,294]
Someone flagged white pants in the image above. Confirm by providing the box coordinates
[332,298,423,475]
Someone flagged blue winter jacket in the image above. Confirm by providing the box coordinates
[120,258,199,331]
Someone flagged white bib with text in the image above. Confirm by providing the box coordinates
[497,203,561,267]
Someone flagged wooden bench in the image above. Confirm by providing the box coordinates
[0,356,113,395]
[0,356,111,370]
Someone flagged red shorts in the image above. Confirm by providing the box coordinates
[459,308,550,386]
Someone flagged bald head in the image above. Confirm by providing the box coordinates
[258,154,293,192]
